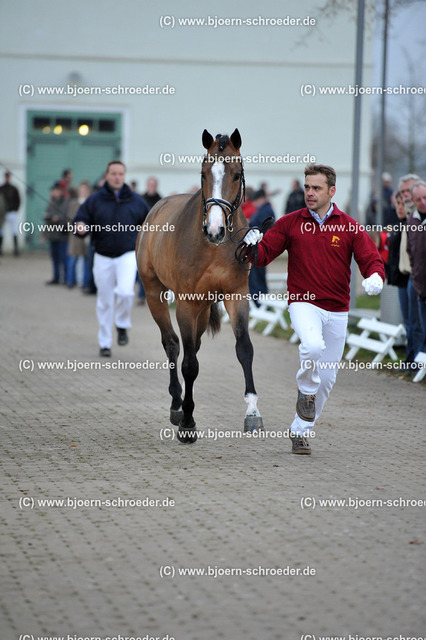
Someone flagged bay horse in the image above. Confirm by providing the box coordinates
[136,129,263,443]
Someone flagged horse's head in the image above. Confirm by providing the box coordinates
[201,128,245,244]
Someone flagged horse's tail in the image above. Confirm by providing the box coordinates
[207,303,221,337]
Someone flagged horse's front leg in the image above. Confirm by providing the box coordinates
[175,302,205,444]
[225,298,264,433]
[141,275,183,426]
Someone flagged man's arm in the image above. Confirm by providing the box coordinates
[244,217,287,267]
[353,228,386,295]
[73,197,93,236]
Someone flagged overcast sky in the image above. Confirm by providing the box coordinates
[373,1,426,90]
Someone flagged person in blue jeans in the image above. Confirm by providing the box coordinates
[385,191,412,363]
[66,182,92,288]
[43,183,69,285]
[407,180,426,364]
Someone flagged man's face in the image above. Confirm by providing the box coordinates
[395,196,406,220]
[78,184,91,200]
[400,180,415,202]
[106,163,125,191]
[412,184,426,214]
[147,178,157,194]
[304,173,335,214]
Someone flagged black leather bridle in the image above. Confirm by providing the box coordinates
[201,159,245,235]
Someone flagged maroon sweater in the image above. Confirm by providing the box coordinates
[252,205,385,312]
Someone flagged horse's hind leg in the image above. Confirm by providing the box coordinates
[143,276,183,425]
[225,299,264,433]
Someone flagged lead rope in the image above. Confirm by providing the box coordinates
[234,216,275,269]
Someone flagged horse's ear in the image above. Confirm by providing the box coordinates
[230,128,242,150]
[202,129,214,150]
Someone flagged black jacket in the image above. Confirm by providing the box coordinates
[0,183,21,212]
[386,220,409,288]
[74,182,149,257]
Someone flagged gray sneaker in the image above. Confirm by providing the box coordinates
[290,433,311,455]
[296,390,316,422]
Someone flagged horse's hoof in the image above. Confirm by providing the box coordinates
[170,409,183,426]
[244,415,264,433]
[177,427,198,444]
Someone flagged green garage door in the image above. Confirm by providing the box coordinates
[26,111,121,248]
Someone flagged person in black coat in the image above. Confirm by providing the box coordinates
[385,190,412,364]
[74,161,149,356]
[284,179,305,215]
[248,189,276,306]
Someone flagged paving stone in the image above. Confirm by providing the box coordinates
[0,254,425,639]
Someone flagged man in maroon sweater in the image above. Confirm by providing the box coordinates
[244,164,385,455]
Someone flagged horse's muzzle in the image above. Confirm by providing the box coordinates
[203,225,226,244]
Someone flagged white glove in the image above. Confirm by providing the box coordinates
[244,229,263,245]
[362,272,383,295]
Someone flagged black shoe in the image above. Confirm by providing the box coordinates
[399,361,421,376]
[296,390,316,422]
[117,327,128,346]
[396,361,412,374]
[290,432,312,455]
[100,347,111,357]
[46,279,60,285]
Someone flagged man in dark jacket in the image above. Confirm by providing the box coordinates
[142,177,162,209]
[74,161,149,356]
[248,189,276,305]
[407,180,426,359]
[137,176,163,304]
[43,183,69,284]
[284,180,305,215]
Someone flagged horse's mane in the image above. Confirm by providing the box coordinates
[215,133,230,152]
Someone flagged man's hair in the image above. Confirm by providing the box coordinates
[304,163,336,189]
[410,180,426,195]
[397,173,420,189]
[106,160,126,172]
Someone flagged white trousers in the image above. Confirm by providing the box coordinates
[288,302,348,436]
[93,251,137,349]
[0,211,19,236]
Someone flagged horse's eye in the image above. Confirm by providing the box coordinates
[233,173,241,182]
[201,172,206,181]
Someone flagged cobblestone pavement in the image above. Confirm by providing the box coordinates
[1,254,425,640]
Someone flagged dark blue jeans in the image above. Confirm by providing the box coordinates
[408,277,426,358]
[417,292,426,356]
[249,266,268,307]
[398,285,412,360]
[50,241,68,283]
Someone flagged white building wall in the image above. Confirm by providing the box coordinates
[0,0,375,248]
